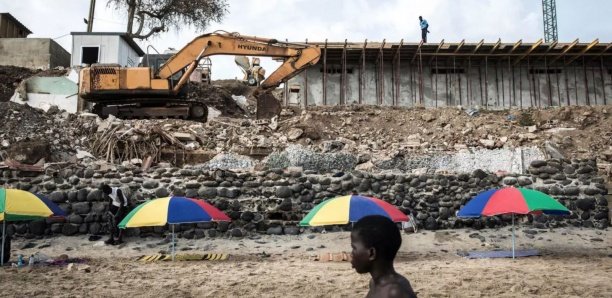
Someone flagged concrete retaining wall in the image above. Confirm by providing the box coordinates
[0,38,70,69]
[289,58,612,108]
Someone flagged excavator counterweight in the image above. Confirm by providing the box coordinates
[79,31,321,121]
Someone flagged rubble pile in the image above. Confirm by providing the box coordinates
[1,100,611,175]
[0,66,38,102]
[91,115,171,164]
[187,80,255,117]
[281,105,611,160]
[89,115,223,165]
[184,105,611,173]
[0,102,94,163]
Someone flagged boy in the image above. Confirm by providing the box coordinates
[351,215,417,298]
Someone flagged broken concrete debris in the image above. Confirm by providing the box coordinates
[287,128,304,141]
[0,82,610,175]
[172,132,197,142]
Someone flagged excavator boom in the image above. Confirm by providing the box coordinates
[157,31,320,94]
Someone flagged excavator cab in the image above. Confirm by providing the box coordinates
[198,58,212,84]
[140,53,183,85]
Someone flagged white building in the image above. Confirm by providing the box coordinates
[70,32,144,67]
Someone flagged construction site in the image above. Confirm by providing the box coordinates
[0,0,611,297]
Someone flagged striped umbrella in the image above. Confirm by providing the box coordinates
[119,196,230,260]
[1,188,66,265]
[300,195,409,226]
[457,187,570,258]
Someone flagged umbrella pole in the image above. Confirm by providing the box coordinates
[172,224,175,261]
[1,220,5,266]
[512,213,514,259]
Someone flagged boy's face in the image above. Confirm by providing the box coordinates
[350,231,374,274]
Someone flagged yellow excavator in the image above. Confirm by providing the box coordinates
[78,31,321,121]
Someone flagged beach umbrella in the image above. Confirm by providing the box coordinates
[299,195,409,227]
[119,196,230,260]
[1,188,66,266]
[457,187,570,258]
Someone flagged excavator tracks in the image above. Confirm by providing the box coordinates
[92,98,208,122]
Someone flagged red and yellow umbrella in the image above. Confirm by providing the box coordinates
[300,195,408,226]
[119,196,230,260]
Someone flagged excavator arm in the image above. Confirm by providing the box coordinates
[157,31,321,95]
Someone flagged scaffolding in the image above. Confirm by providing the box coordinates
[542,0,559,42]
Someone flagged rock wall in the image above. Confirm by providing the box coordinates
[0,159,608,239]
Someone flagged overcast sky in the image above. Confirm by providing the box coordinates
[1,0,611,79]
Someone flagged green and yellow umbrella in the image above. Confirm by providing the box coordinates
[1,188,66,265]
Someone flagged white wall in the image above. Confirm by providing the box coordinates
[118,38,140,67]
[11,93,79,113]
[71,35,120,67]
[10,76,79,113]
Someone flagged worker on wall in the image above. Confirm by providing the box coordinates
[419,16,429,43]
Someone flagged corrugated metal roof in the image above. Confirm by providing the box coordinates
[0,12,32,35]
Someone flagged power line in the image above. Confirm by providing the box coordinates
[52,33,70,40]
[94,17,127,26]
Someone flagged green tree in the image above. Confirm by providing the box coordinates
[108,0,229,39]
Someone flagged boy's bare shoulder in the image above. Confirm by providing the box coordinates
[367,275,417,298]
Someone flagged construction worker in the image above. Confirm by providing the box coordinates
[419,16,429,43]
[100,184,129,245]
[251,58,266,86]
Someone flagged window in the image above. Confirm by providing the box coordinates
[529,68,562,74]
[431,68,465,74]
[320,66,354,74]
[127,56,136,67]
[81,46,100,64]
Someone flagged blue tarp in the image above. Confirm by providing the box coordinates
[462,249,540,259]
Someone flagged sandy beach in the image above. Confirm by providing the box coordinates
[1,226,611,297]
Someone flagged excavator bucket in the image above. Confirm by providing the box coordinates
[234,56,251,73]
[255,90,281,119]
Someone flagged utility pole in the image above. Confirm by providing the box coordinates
[87,0,96,32]
[542,0,558,42]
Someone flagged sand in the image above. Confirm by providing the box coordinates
[1,227,611,297]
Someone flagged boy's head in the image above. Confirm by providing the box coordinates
[419,16,423,21]
[350,215,402,274]
[100,184,111,195]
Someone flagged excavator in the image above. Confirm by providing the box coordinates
[78,31,321,121]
